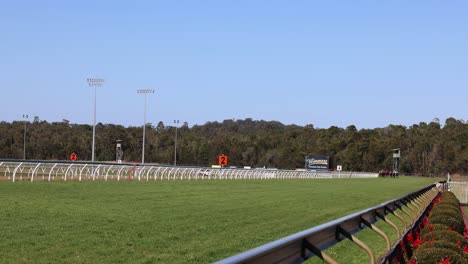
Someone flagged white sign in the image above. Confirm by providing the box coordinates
[337,165,342,171]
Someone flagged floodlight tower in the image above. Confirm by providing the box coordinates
[87,78,104,162]
[392,148,400,175]
[137,89,155,164]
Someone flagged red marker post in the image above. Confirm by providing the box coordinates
[218,155,228,167]
[70,153,77,161]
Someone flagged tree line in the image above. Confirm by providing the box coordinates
[0,117,467,175]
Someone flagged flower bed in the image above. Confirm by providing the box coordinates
[401,191,468,264]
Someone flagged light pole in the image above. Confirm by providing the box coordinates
[22,114,28,160]
[87,78,104,162]
[137,89,155,164]
[174,120,179,166]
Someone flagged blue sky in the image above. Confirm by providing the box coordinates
[1,1,467,129]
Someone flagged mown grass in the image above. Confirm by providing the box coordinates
[0,177,439,263]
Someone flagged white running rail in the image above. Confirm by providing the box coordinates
[0,161,379,182]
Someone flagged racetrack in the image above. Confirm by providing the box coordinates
[0,177,439,263]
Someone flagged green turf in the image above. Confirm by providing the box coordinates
[0,177,439,263]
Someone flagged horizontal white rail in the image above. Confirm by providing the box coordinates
[0,161,379,182]
[449,181,468,204]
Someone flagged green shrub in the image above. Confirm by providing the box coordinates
[438,200,461,209]
[418,240,463,255]
[438,195,460,207]
[420,224,451,237]
[430,207,464,225]
[430,206,463,219]
[422,230,468,248]
[442,191,458,199]
[413,247,466,264]
[428,214,465,234]
[432,203,461,214]
[410,191,467,263]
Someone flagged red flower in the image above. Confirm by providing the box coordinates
[422,217,428,228]
[413,238,421,249]
[438,257,451,264]
[463,246,468,253]
[457,240,461,246]
[430,224,434,231]
[410,258,416,264]
[407,233,414,243]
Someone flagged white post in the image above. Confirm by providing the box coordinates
[48,163,58,182]
[31,163,41,182]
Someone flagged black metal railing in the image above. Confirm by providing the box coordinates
[215,182,445,264]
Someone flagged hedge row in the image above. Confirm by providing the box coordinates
[407,191,468,264]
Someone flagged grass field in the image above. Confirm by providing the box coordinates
[0,177,440,263]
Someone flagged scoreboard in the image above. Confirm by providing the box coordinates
[305,156,329,170]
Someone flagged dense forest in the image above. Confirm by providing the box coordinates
[1,118,467,175]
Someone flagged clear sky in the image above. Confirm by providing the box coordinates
[1,1,467,129]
